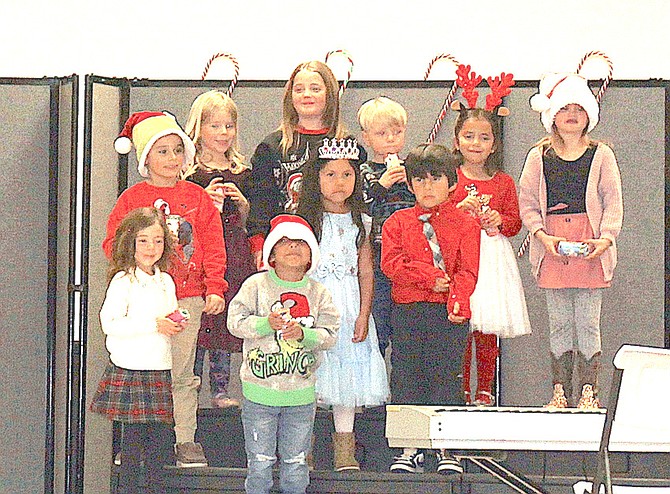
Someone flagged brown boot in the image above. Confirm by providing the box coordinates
[550,351,574,405]
[545,383,568,409]
[332,432,360,472]
[577,384,601,410]
[576,352,602,409]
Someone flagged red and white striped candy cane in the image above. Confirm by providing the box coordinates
[423,53,461,143]
[576,50,614,103]
[201,52,240,97]
[324,49,354,98]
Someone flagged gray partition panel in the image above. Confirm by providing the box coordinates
[87,80,666,426]
[84,81,122,494]
[0,84,51,493]
[55,78,76,494]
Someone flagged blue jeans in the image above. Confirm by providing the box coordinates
[194,346,231,399]
[241,399,315,494]
[372,244,393,355]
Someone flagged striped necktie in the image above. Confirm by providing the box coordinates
[418,213,445,271]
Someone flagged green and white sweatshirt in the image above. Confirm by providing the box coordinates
[227,270,339,407]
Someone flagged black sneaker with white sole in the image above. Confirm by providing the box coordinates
[436,451,463,474]
[390,451,424,473]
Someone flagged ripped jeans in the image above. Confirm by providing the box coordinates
[241,399,315,494]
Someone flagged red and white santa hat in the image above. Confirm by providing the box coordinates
[530,73,600,133]
[114,111,196,178]
[262,214,320,274]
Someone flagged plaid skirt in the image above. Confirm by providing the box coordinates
[90,362,173,424]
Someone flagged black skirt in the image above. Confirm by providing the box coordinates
[90,362,173,424]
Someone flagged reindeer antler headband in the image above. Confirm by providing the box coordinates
[450,64,515,116]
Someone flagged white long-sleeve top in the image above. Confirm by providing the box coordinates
[100,267,178,370]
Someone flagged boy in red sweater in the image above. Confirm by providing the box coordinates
[103,112,228,468]
[381,143,480,475]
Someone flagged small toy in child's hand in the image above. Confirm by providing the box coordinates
[167,308,191,323]
[385,154,403,169]
[557,241,590,257]
[275,308,291,339]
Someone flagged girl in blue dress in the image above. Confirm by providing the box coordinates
[297,137,389,472]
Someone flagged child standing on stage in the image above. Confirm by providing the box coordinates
[247,61,365,264]
[228,214,339,494]
[91,207,181,494]
[184,90,256,409]
[382,143,480,475]
[519,73,622,409]
[297,138,388,472]
[357,97,414,356]
[450,76,532,406]
[103,112,228,467]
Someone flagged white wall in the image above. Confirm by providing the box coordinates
[2,0,669,80]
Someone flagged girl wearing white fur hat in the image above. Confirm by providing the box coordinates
[519,72,623,410]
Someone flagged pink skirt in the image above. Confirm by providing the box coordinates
[538,213,610,289]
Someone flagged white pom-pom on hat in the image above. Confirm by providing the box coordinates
[529,93,550,112]
[114,136,132,155]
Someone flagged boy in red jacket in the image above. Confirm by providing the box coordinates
[381,143,480,475]
[103,112,228,468]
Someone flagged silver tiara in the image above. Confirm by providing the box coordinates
[317,138,360,160]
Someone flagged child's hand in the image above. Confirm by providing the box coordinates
[205,178,226,205]
[584,237,612,259]
[352,314,369,343]
[535,230,563,257]
[432,275,451,293]
[281,320,304,341]
[156,317,184,336]
[456,196,480,214]
[378,166,407,189]
[448,302,467,324]
[480,209,502,232]
[222,182,250,217]
[204,294,225,315]
[268,311,287,331]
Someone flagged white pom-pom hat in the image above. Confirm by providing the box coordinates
[262,214,320,275]
[114,111,196,178]
[530,73,599,134]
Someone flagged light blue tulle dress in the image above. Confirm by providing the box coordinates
[311,212,389,407]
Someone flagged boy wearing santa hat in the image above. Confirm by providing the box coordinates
[228,214,339,494]
[103,111,228,468]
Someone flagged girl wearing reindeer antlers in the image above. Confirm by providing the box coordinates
[450,65,532,408]
[518,55,623,410]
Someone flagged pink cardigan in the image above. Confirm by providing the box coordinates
[519,142,623,282]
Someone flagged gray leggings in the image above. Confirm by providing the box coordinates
[545,288,603,359]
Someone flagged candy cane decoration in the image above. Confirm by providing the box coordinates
[423,53,461,143]
[201,52,240,97]
[324,49,354,98]
[576,50,614,103]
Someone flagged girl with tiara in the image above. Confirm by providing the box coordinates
[297,138,388,472]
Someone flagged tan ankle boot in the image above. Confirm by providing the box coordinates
[332,432,360,472]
